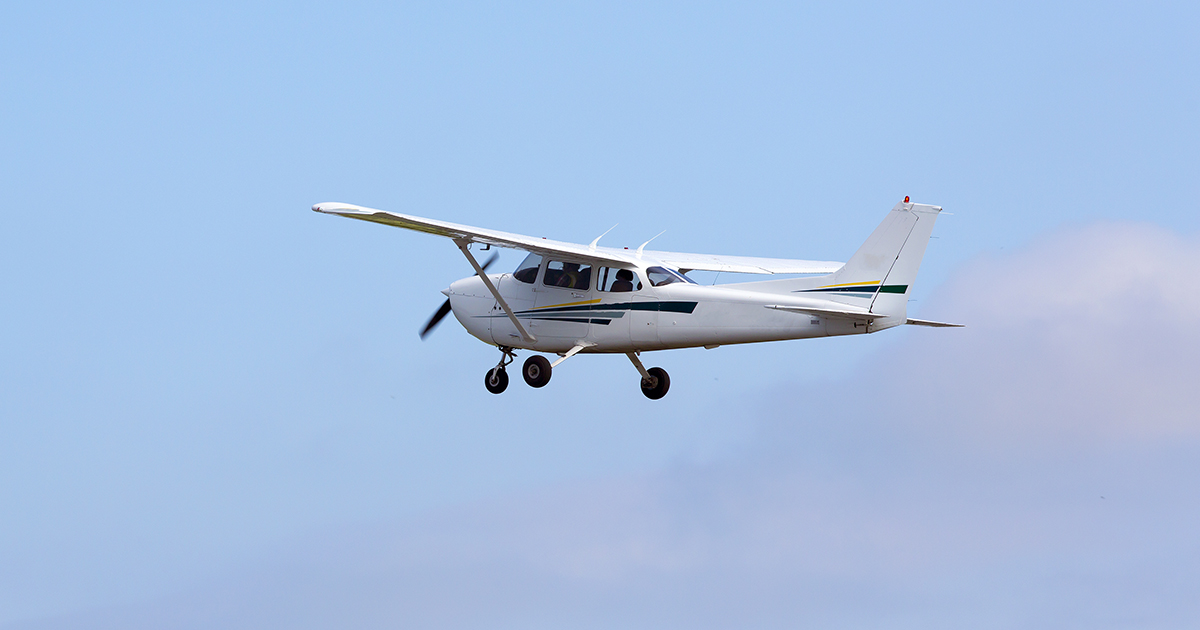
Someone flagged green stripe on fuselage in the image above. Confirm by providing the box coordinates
[796,285,907,295]
[514,301,698,316]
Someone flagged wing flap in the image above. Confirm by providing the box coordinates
[642,250,843,275]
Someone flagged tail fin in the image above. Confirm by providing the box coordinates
[780,201,942,328]
[838,201,941,314]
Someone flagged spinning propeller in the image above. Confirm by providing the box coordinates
[419,251,498,339]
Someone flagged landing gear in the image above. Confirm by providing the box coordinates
[640,367,670,400]
[486,349,669,398]
[484,347,517,394]
[627,352,670,400]
[522,355,552,388]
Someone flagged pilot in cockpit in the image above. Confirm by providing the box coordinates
[558,262,581,288]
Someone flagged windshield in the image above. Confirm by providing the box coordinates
[512,253,542,284]
[645,266,696,287]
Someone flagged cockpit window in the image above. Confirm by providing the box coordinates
[543,260,592,290]
[645,266,696,287]
[512,253,542,284]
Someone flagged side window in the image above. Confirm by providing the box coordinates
[543,260,592,290]
[597,267,642,292]
[512,253,542,284]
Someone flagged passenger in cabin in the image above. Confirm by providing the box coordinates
[611,269,635,292]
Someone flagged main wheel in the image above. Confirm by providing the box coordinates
[640,367,670,400]
[522,355,552,388]
[484,366,508,394]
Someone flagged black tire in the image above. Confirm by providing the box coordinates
[522,355,552,388]
[484,367,508,394]
[640,367,670,400]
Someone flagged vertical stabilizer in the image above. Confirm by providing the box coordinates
[725,200,943,331]
[763,201,942,330]
[862,202,942,320]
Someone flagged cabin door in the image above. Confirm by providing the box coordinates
[628,273,660,349]
[531,259,595,349]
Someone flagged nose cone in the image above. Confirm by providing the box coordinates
[441,287,451,297]
[448,275,490,298]
[445,276,496,345]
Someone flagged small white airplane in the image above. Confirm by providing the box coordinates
[314,197,960,399]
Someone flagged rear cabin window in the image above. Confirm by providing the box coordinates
[596,267,642,292]
[543,260,592,290]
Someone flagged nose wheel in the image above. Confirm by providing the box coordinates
[484,347,517,395]
[484,366,509,394]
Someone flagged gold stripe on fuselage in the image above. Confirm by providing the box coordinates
[816,280,882,288]
[533,298,603,310]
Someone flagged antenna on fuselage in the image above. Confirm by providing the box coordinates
[636,231,666,259]
[589,224,618,252]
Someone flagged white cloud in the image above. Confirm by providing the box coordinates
[894,221,1200,444]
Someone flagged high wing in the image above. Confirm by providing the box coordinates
[312,202,630,266]
[313,202,844,274]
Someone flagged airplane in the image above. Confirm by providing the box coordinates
[313,196,960,400]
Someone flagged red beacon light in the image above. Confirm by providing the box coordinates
[904,196,910,203]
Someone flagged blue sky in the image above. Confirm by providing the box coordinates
[2,2,1198,628]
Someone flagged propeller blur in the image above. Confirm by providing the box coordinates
[420,252,497,339]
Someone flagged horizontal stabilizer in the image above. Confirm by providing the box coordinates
[766,304,877,322]
[905,318,964,328]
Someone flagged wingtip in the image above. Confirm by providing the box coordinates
[312,202,370,215]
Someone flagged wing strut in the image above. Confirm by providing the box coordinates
[454,239,537,343]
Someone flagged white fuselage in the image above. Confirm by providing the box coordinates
[447,267,894,355]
